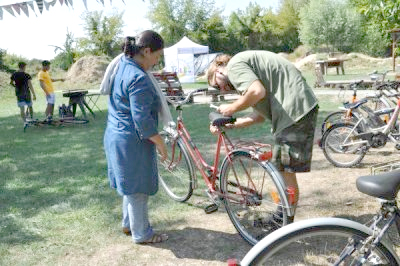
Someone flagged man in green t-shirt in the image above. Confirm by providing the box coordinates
[207,51,319,224]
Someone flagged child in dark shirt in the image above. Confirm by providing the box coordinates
[10,62,36,125]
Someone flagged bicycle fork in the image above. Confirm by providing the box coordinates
[336,209,395,265]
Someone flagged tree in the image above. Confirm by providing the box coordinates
[349,0,400,56]
[273,0,309,52]
[78,11,124,57]
[200,13,230,53]
[147,0,217,46]
[299,0,362,53]
[225,3,278,53]
[50,29,76,70]
[350,0,400,30]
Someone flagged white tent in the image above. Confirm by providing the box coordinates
[164,36,209,83]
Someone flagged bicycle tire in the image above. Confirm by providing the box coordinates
[61,118,89,124]
[158,131,194,202]
[322,123,367,168]
[321,110,360,135]
[219,150,289,246]
[241,218,398,266]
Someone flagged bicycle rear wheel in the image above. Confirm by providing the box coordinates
[322,123,367,167]
[241,220,397,266]
[321,110,359,135]
[220,150,289,246]
[158,132,194,202]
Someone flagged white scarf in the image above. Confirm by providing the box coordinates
[99,53,173,126]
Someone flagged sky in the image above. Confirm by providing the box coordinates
[0,0,279,60]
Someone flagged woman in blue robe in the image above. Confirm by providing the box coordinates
[104,30,168,244]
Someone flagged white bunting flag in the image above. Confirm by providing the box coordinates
[27,1,37,16]
[0,7,3,20]
[82,0,87,10]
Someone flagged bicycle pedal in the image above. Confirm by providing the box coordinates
[395,144,400,150]
[204,203,219,214]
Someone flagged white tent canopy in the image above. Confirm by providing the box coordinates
[164,36,209,83]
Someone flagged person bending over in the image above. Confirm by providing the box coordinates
[207,51,319,223]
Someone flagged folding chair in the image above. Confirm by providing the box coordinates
[85,92,102,113]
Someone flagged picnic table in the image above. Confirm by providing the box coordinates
[315,58,347,75]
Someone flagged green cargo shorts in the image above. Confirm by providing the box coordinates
[272,106,319,173]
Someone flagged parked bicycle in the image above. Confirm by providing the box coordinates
[240,168,400,265]
[320,90,400,168]
[157,89,294,245]
[321,80,399,136]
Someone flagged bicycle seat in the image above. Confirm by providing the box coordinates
[209,112,236,127]
[343,98,368,109]
[356,169,400,200]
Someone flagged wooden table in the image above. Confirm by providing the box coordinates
[62,90,95,119]
[315,59,346,75]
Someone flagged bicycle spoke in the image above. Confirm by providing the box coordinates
[220,151,288,245]
[158,133,194,202]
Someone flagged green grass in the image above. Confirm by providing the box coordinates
[0,74,344,265]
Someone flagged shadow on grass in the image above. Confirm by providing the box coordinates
[147,226,248,263]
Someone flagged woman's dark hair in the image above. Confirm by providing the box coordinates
[122,30,164,57]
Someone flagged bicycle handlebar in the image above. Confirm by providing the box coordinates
[164,88,208,106]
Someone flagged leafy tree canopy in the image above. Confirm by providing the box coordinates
[299,0,362,53]
[147,0,217,47]
[78,10,124,57]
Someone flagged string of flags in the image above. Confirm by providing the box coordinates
[0,0,129,20]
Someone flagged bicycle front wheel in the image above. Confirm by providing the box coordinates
[220,150,289,246]
[158,132,194,202]
[322,123,367,167]
[241,219,398,266]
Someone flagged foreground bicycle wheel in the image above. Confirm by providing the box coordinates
[220,150,288,246]
[158,132,194,202]
[322,123,367,167]
[241,221,397,265]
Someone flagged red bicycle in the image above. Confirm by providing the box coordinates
[158,89,294,245]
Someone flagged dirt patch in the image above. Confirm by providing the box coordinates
[65,55,111,84]
[294,52,392,72]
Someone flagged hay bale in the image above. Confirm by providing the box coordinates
[66,55,110,84]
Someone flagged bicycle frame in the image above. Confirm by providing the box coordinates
[341,98,400,148]
[173,115,231,193]
[166,107,280,205]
